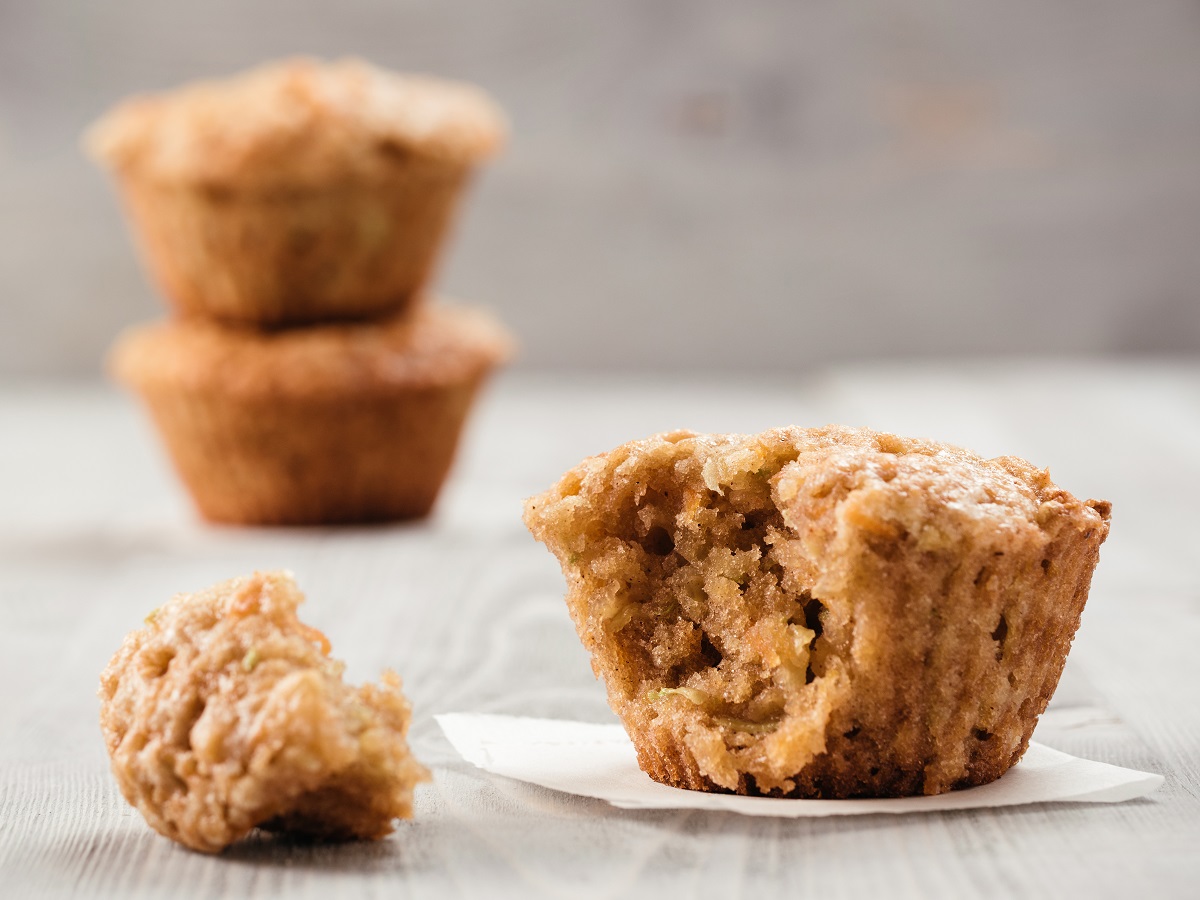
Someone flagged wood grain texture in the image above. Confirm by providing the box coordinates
[1,363,1198,898]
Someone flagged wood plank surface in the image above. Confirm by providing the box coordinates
[1,363,1197,898]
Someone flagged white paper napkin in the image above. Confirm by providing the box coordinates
[436,713,1163,817]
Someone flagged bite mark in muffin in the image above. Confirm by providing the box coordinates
[523,427,1110,798]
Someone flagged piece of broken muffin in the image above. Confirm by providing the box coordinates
[523,426,1110,798]
[99,571,429,852]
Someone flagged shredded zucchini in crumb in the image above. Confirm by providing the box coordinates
[648,688,781,734]
[713,714,782,735]
[646,686,714,708]
[241,647,260,672]
[143,607,160,625]
[604,602,638,634]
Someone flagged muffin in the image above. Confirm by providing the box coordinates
[86,58,506,326]
[523,427,1110,798]
[109,304,514,525]
[99,571,430,853]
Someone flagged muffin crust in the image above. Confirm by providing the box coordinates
[86,57,506,186]
[108,305,514,525]
[85,58,507,325]
[109,304,514,398]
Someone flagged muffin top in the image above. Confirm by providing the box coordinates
[528,426,1102,540]
[110,303,515,399]
[526,426,1110,605]
[86,58,507,186]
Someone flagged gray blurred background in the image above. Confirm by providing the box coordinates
[1,0,1198,379]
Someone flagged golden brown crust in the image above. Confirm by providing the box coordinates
[130,379,485,525]
[86,59,506,325]
[98,572,430,853]
[523,427,1110,798]
[86,57,506,185]
[109,304,514,399]
[113,171,471,326]
[108,307,512,525]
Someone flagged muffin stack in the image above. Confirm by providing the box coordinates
[88,59,514,525]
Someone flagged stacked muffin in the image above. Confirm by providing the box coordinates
[88,59,514,525]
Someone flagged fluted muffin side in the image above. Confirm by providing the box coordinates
[524,427,1110,797]
[110,305,514,526]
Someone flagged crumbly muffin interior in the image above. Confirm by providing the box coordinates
[529,432,851,793]
[604,449,849,793]
[525,427,1110,797]
[99,571,430,852]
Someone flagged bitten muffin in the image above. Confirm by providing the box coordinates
[99,571,430,853]
[109,304,514,525]
[524,427,1110,798]
[86,58,506,326]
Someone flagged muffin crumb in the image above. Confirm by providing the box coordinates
[99,571,430,853]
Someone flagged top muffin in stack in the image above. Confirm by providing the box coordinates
[88,58,505,326]
[88,58,515,525]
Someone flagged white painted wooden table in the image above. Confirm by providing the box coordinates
[2,362,1198,898]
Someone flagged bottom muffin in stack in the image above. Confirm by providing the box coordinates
[110,303,513,525]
